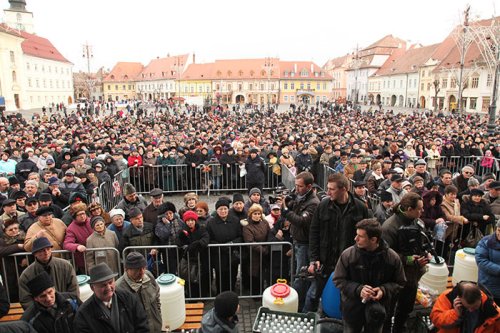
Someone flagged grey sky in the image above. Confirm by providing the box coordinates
[2,0,497,72]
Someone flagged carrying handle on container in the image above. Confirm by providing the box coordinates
[273,297,284,305]
[276,279,287,284]
[178,278,185,286]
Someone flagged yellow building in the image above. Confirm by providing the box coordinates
[179,63,212,105]
[279,61,332,105]
[103,62,143,101]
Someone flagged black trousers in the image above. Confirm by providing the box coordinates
[384,282,418,333]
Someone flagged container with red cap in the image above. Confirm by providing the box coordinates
[262,279,299,313]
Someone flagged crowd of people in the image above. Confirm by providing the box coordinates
[0,103,498,332]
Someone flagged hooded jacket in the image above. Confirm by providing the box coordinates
[200,308,239,333]
[475,234,500,299]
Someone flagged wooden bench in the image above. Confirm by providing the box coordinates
[0,303,24,322]
[174,302,205,331]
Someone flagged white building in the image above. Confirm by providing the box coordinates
[1,0,73,111]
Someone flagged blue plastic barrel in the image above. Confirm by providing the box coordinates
[321,271,342,319]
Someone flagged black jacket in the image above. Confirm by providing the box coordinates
[119,222,156,252]
[333,242,406,323]
[309,193,370,271]
[21,292,80,333]
[282,189,320,244]
[206,215,242,244]
[74,289,149,333]
[245,156,265,184]
[15,158,39,185]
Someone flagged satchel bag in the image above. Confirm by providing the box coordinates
[463,226,484,248]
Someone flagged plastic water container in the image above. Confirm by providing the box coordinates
[156,274,186,331]
[452,248,478,286]
[420,256,449,294]
[262,279,299,313]
[76,275,93,302]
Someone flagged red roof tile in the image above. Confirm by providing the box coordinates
[138,54,189,81]
[104,62,144,82]
[375,44,440,76]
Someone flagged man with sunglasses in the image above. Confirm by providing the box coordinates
[431,281,500,332]
[453,165,476,195]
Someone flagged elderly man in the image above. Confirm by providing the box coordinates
[386,174,407,205]
[24,180,40,199]
[0,198,24,230]
[119,208,157,257]
[18,237,78,309]
[42,176,69,209]
[21,271,81,333]
[74,263,149,333]
[115,183,148,221]
[409,159,432,187]
[453,165,476,194]
[18,197,39,231]
[116,252,162,333]
[483,180,500,221]
[58,170,86,199]
[24,206,67,252]
[142,188,164,227]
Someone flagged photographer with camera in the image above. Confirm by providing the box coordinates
[280,171,320,311]
[430,281,500,333]
[307,173,370,312]
[381,192,428,332]
[334,218,406,333]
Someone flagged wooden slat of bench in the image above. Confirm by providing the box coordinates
[185,303,204,309]
[7,308,24,315]
[186,309,204,316]
[175,303,205,331]
[184,315,203,323]
[0,314,23,322]
[0,303,25,323]
[179,323,202,329]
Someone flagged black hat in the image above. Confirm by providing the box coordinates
[215,198,231,210]
[353,181,366,188]
[2,199,16,208]
[31,236,53,254]
[158,201,176,215]
[380,190,393,202]
[27,271,54,297]
[8,176,19,185]
[68,192,87,204]
[250,148,259,154]
[90,216,105,229]
[470,188,484,197]
[232,193,244,204]
[36,206,54,216]
[489,181,500,189]
[214,291,239,319]
[129,207,142,219]
[124,252,147,269]
[25,197,39,205]
[39,193,52,202]
[88,263,118,284]
[149,188,163,198]
[12,191,27,200]
[390,174,404,182]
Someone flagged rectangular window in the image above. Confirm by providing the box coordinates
[191,86,194,93]
[291,83,295,90]
[248,84,252,90]
[284,95,288,102]
[487,74,492,87]
[28,78,32,87]
[115,85,118,90]
[300,83,304,89]
[442,78,448,88]
[471,77,479,88]
[427,83,431,90]
[290,95,295,102]
[122,85,126,90]
[10,51,15,63]
[198,86,202,92]
[284,83,288,90]
[260,84,264,90]
[470,97,477,109]
[108,85,111,90]
[323,83,326,90]
[228,84,232,91]
[482,97,490,112]
[128,85,132,90]
[400,80,403,88]
[450,78,456,88]
[26,63,30,70]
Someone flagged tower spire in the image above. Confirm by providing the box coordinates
[8,0,27,12]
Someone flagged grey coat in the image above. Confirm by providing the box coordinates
[116,270,162,333]
[86,229,120,273]
[200,308,239,333]
[18,257,79,309]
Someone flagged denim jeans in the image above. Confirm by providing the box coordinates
[292,243,310,311]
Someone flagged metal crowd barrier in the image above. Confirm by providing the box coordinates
[98,169,128,211]
[125,163,285,196]
[1,247,121,302]
[123,242,294,301]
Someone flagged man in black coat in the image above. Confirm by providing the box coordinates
[74,263,149,333]
[15,153,38,187]
[245,148,266,193]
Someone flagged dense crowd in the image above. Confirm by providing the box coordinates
[0,104,499,332]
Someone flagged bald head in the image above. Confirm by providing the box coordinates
[0,177,9,192]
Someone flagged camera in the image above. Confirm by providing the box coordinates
[296,264,324,280]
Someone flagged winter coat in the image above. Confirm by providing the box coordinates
[21,292,81,333]
[430,285,500,333]
[107,220,131,244]
[483,192,500,220]
[242,218,270,277]
[381,212,427,285]
[475,234,500,298]
[422,191,446,230]
[18,257,79,310]
[119,222,156,252]
[142,203,161,226]
[367,173,385,194]
[155,215,185,245]
[374,203,393,224]
[244,198,271,216]
[333,242,406,324]
[441,198,467,239]
[63,218,93,272]
[282,189,320,244]
[15,158,38,185]
[24,219,67,252]
[461,199,495,231]
[309,194,370,272]
[85,229,120,273]
[58,180,86,199]
[245,155,266,185]
[74,289,149,333]
[115,196,148,221]
[116,270,162,333]
[42,188,69,209]
[200,308,239,333]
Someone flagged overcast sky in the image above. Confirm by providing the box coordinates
[2,0,498,72]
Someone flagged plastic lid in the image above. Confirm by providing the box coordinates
[429,256,445,265]
[77,275,90,285]
[463,247,476,255]
[157,273,176,285]
[270,282,290,298]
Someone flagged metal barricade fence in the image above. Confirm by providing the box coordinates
[430,155,500,180]
[1,247,121,303]
[123,242,294,301]
[98,169,128,212]
[280,165,296,191]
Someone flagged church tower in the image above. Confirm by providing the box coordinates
[3,0,35,34]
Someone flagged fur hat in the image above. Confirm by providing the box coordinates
[123,183,136,196]
[183,192,198,204]
[71,202,88,218]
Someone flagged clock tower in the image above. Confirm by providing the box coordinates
[4,0,35,34]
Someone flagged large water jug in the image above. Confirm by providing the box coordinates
[76,275,93,302]
[157,274,186,331]
[452,248,478,286]
[262,279,299,313]
[420,256,449,294]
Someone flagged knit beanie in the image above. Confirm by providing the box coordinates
[182,210,198,222]
[27,271,54,297]
[249,188,261,196]
[232,193,244,204]
[123,183,136,196]
[90,216,105,229]
[214,291,239,319]
[215,198,231,210]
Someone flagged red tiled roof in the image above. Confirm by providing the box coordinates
[138,54,189,81]
[323,54,353,70]
[375,44,440,76]
[181,63,214,80]
[363,34,407,51]
[280,61,332,79]
[0,23,71,63]
[104,62,144,82]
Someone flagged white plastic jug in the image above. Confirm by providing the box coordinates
[262,279,299,313]
[76,275,93,302]
[156,273,186,331]
[452,248,478,286]
[420,256,449,294]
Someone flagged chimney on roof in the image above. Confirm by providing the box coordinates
[157,56,159,59]
[193,53,195,64]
